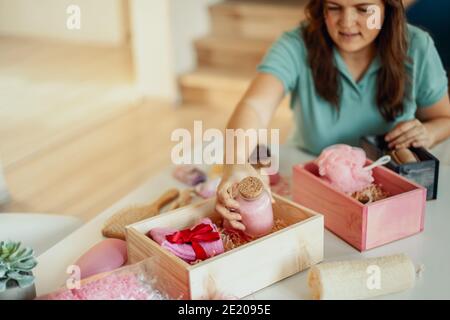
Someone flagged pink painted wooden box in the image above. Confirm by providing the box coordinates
[292,161,426,251]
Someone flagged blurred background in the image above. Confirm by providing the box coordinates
[0,0,448,222]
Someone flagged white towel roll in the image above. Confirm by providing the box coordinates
[308,253,417,300]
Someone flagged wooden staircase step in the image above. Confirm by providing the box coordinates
[195,35,272,72]
[179,67,253,107]
[210,0,307,41]
[179,67,290,110]
[179,67,253,89]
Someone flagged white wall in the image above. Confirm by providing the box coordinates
[0,0,216,100]
[170,0,221,74]
[129,0,218,101]
[0,0,128,45]
[130,0,176,101]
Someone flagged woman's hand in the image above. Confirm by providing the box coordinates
[215,163,272,231]
[385,119,435,149]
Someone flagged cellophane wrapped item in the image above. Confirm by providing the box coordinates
[37,257,173,300]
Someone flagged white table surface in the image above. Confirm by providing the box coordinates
[34,146,450,299]
[0,214,82,256]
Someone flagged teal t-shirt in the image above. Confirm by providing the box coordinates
[257,24,448,155]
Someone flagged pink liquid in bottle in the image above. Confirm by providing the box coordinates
[232,176,274,237]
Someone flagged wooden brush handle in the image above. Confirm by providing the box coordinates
[101,189,180,240]
[151,188,180,211]
[169,189,193,210]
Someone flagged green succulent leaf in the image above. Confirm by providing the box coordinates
[0,278,8,292]
[16,275,35,288]
[6,271,26,281]
[1,241,21,256]
[13,260,38,271]
[0,266,6,277]
[0,240,37,288]
[9,247,31,262]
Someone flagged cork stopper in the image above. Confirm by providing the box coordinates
[238,176,264,200]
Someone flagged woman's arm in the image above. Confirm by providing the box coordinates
[224,72,286,163]
[418,93,450,146]
[385,93,450,149]
[216,72,286,230]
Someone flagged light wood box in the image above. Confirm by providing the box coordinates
[125,194,324,300]
[292,161,427,252]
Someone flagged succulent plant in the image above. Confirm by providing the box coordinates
[0,240,37,292]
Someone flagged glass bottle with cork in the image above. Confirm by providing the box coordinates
[229,176,274,237]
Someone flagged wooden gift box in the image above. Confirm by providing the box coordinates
[361,135,439,200]
[292,161,426,252]
[125,194,324,300]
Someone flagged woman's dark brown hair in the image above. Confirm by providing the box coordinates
[302,0,409,121]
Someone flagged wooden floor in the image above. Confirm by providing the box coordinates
[0,36,292,222]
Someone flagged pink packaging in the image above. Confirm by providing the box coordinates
[147,218,224,263]
[37,258,172,300]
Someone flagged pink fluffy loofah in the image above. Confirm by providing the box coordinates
[316,144,374,194]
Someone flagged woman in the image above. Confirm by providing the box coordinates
[216,0,450,231]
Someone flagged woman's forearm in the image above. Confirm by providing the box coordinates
[223,99,269,173]
[424,117,450,147]
[222,74,286,173]
[416,94,450,148]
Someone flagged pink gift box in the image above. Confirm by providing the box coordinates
[292,160,426,251]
